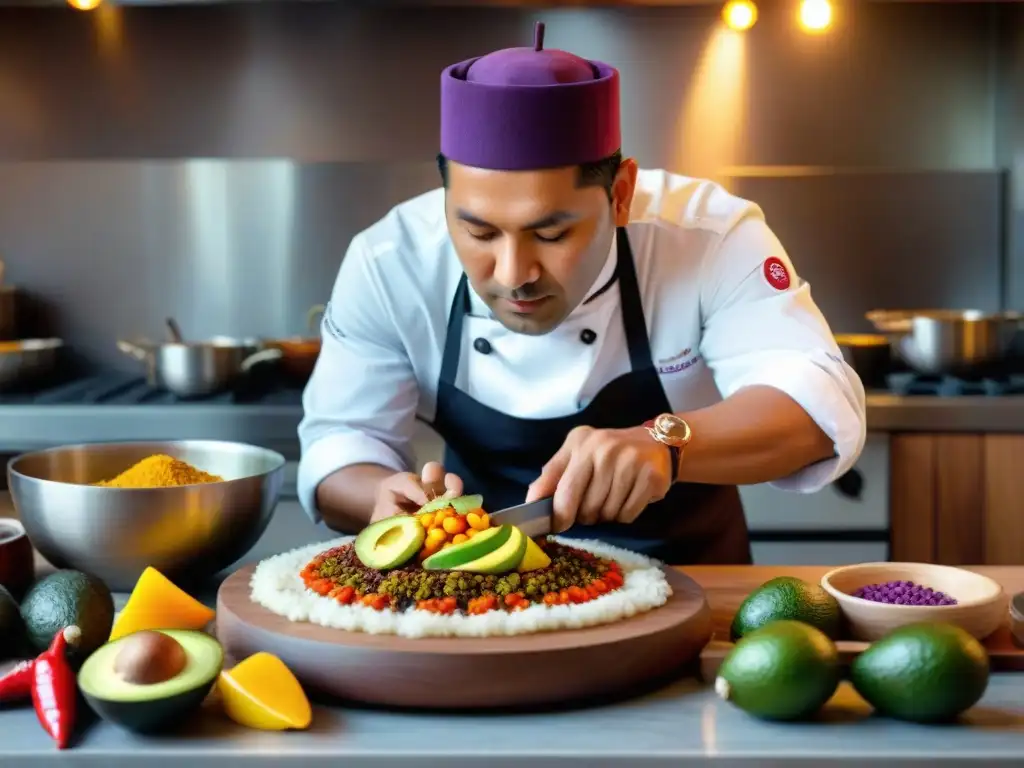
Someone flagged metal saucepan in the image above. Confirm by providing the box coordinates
[833,333,893,389]
[0,338,64,392]
[117,336,282,398]
[866,309,1024,376]
[263,304,325,383]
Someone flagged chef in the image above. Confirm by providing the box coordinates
[297,23,867,564]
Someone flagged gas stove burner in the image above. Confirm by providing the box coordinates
[886,372,1024,397]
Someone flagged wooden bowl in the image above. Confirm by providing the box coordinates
[820,562,1007,641]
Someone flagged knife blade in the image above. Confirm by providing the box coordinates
[488,496,554,537]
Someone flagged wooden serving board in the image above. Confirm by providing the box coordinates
[682,565,1024,678]
[216,564,714,710]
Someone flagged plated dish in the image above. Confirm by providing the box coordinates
[249,495,673,639]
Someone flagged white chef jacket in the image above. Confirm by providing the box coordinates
[297,169,867,524]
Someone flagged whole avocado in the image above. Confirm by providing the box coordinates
[851,622,990,723]
[730,576,842,641]
[20,570,115,658]
[716,619,841,721]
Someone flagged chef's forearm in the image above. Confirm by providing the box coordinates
[674,385,836,486]
[314,464,395,534]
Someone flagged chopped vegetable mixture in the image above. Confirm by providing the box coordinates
[300,540,625,615]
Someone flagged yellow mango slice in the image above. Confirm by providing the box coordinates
[109,567,216,641]
[517,536,552,572]
[218,652,312,730]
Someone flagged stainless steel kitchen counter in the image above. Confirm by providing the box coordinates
[0,674,1022,767]
[2,497,1023,766]
[2,395,1024,458]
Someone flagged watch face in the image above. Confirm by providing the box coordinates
[654,414,690,443]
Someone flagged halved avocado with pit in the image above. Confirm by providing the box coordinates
[78,629,224,734]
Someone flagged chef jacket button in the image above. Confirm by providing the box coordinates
[580,329,597,345]
[473,338,492,355]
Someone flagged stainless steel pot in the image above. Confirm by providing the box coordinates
[0,338,63,392]
[866,309,1024,376]
[117,337,282,398]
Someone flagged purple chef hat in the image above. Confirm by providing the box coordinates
[440,22,621,171]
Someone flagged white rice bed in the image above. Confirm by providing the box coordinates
[249,536,673,639]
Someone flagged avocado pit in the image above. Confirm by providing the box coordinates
[114,630,188,685]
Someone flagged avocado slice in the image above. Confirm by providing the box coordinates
[517,536,552,572]
[454,525,528,574]
[421,525,512,571]
[78,629,224,734]
[416,494,484,516]
[354,515,426,570]
[20,569,115,658]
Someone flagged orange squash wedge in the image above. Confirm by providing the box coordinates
[109,567,216,641]
[218,652,312,730]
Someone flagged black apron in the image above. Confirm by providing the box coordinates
[432,228,752,565]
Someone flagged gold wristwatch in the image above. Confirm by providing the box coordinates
[643,414,693,484]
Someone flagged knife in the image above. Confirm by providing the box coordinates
[488,496,554,537]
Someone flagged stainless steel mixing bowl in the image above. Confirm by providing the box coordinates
[7,440,286,592]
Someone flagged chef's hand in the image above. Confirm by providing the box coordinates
[525,426,672,533]
[369,461,464,524]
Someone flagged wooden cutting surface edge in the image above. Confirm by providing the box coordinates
[216,563,714,709]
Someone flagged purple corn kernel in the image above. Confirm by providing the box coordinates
[851,580,958,606]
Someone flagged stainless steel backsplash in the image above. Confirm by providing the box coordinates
[0,2,1015,368]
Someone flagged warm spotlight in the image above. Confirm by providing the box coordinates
[722,1,758,32]
[799,0,833,33]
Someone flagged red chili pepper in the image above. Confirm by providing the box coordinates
[0,659,35,703]
[31,625,80,750]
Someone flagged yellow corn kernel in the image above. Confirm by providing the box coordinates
[442,515,468,535]
[451,533,468,545]
[419,513,435,529]
[465,528,478,539]
[468,512,489,531]
[426,527,447,547]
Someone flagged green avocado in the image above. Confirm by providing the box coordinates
[416,494,484,516]
[850,622,990,723]
[454,525,528,574]
[730,576,842,641]
[354,515,426,570]
[422,525,511,571]
[716,619,841,721]
[20,570,115,658]
[78,629,224,734]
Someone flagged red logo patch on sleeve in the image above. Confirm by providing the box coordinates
[763,257,791,291]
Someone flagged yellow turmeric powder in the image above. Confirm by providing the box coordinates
[95,454,223,488]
